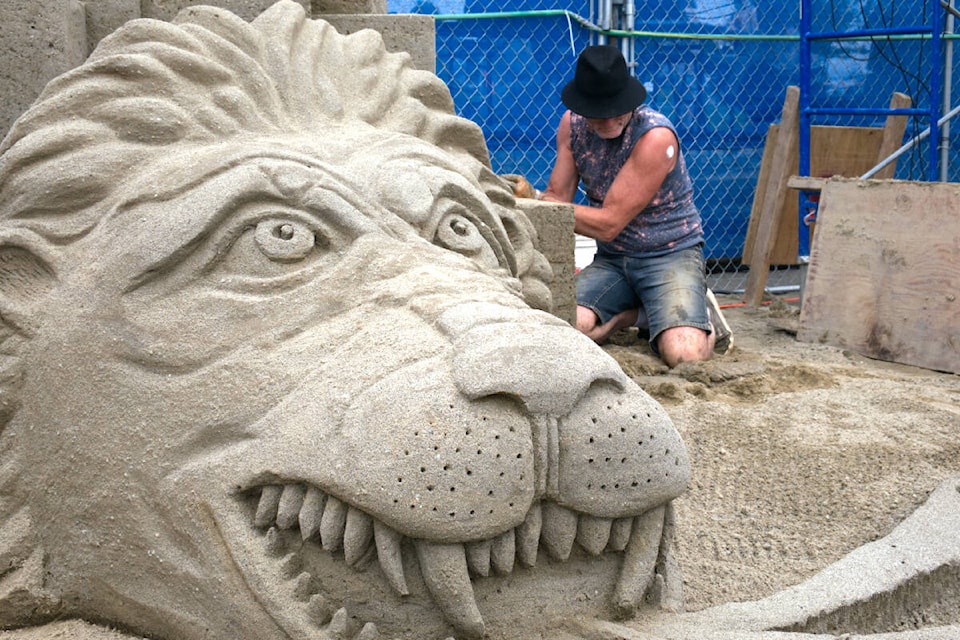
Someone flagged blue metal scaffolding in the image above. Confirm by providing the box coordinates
[796,0,948,255]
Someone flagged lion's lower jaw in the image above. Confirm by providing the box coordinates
[246,482,672,639]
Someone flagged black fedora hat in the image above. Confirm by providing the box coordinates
[561,45,647,119]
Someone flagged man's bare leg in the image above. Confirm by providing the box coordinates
[576,305,639,344]
[577,306,721,367]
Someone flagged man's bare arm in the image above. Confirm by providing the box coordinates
[570,126,678,242]
[541,112,580,203]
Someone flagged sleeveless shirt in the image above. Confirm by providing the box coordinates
[569,105,703,257]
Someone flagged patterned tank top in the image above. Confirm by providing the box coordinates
[569,105,703,257]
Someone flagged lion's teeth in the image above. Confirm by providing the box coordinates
[280,552,302,579]
[328,607,350,636]
[515,503,542,567]
[655,503,683,611]
[576,514,612,556]
[277,484,306,529]
[344,507,374,567]
[490,529,515,575]
[299,486,327,541]
[264,526,284,557]
[465,539,492,577]
[320,495,348,552]
[607,517,634,552]
[293,571,315,601]
[414,540,485,640]
[614,506,665,618]
[373,520,409,595]
[307,593,333,626]
[254,485,283,528]
[540,502,578,561]
[357,622,380,639]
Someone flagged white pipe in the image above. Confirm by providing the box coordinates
[861,103,960,178]
[941,0,954,181]
[714,285,801,295]
[599,0,611,39]
[623,0,636,75]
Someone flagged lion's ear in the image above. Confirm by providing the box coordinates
[0,232,58,338]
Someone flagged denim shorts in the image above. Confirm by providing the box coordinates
[576,244,710,344]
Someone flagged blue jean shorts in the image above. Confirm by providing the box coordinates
[576,244,710,345]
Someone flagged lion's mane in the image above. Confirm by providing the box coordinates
[0,1,499,242]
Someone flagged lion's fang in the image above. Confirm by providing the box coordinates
[373,520,409,595]
[414,539,485,640]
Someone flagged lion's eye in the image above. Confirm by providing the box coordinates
[434,211,499,268]
[254,218,316,262]
[201,210,336,292]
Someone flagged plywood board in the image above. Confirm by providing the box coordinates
[798,179,960,374]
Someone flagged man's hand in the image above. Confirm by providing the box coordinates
[501,173,537,199]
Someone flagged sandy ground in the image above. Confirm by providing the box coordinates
[3,294,958,639]
[603,293,960,617]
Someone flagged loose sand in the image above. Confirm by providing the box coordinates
[603,294,960,619]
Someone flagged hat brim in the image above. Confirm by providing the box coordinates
[561,76,647,119]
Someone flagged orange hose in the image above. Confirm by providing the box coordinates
[721,297,800,309]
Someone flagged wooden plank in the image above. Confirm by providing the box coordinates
[743,85,799,305]
[787,175,827,190]
[743,125,884,267]
[742,124,799,266]
[742,125,774,265]
[871,92,913,180]
[798,178,960,374]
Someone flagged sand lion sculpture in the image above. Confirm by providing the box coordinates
[0,2,691,638]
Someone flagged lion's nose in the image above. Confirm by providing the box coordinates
[451,322,630,415]
[452,321,690,518]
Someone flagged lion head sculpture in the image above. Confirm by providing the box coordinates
[0,2,690,638]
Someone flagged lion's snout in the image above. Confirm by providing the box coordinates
[451,317,690,520]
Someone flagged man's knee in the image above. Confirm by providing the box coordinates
[656,325,711,367]
[576,305,599,335]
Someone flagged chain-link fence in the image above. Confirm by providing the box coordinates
[390,0,959,293]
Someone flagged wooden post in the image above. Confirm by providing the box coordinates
[743,85,799,306]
